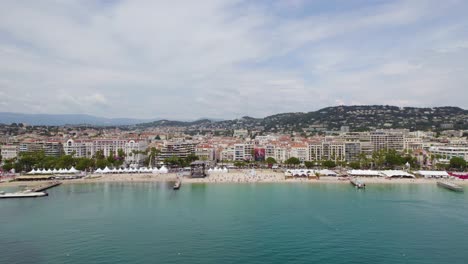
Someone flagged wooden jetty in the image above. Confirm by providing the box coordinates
[31,181,62,192]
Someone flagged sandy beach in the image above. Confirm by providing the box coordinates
[2,170,468,188]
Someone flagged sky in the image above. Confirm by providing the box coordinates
[0,0,467,120]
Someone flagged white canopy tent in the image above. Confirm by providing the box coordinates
[347,170,382,177]
[415,170,449,178]
[380,170,415,178]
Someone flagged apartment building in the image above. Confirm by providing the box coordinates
[1,145,19,160]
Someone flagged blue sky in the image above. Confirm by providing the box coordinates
[0,0,467,120]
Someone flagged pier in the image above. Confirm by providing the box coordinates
[31,181,62,192]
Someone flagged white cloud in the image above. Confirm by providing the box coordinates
[0,0,467,119]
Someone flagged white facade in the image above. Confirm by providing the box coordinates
[429,146,468,160]
[64,139,148,163]
[1,145,19,160]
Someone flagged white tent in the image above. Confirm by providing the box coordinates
[69,167,79,174]
[27,169,35,174]
[380,170,415,178]
[222,167,228,173]
[46,168,52,174]
[415,170,449,178]
[318,169,337,176]
[102,167,111,174]
[347,170,382,177]
[52,168,58,173]
[95,168,103,174]
[152,167,160,174]
[159,166,168,174]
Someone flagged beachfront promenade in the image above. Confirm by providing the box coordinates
[2,170,468,188]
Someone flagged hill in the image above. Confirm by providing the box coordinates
[137,105,468,131]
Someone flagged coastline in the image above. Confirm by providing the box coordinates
[2,171,468,188]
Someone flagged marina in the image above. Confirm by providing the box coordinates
[436,181,464,192]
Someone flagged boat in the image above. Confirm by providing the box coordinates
[437,181,463,192]
[173,179,181,190]
[0,190,48,199]
[350,178,365,189]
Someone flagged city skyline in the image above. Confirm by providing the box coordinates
[1,0,468,119]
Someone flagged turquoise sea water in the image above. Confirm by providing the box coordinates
[1,183,467,264]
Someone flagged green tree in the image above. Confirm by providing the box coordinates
[95,159,110,169]
[322,160,336,168]
[349,161,361,169]
[2,161,14,172]
[304,161,314,168]
[284,157,301,166]
[372,149,386,169]
[266,157,277,165]
[449,157,466,170]
[75,158,95,171]
[234,161,246,167]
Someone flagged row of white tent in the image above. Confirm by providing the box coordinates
[94,166,169,174]
[285,169,337,177]
[207,167,229,173]
[347,170,458,178]
[27,167,80,174]
[347,170,415,178]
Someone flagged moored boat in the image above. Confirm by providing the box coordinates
[437,181,463,192]
[173,179,181,190]
[0,191,48,199]
[350,178,365,189]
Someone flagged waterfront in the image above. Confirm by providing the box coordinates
[1,183,468,264]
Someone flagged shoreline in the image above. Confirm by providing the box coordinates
[2,172,468,188]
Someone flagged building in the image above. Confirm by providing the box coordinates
[64,138,148,163]
[289,143,309,162]
[309,141,345,162]
[1,145,19,160]
[19,141,63,157]
[345,142,361,162]
[370,131,404,152]
[195,144,215,161]
[159,141,196,160]
[428,146,468,160]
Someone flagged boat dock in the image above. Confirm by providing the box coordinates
[350,178,366,189]
[437,181,463,192]
[31,181,62,192]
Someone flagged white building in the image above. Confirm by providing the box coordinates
[1,145,19,160]
[429,145,468,160]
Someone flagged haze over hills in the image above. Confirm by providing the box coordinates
[0,113,223,126]
[0,112,153,126]
[137,105,468,131]
[2,106,468,131]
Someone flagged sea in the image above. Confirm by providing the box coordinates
[0,182,467,264]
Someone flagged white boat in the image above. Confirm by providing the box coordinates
[0,191,48,198]
[437,181,463,192]
[350,178,366,189]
